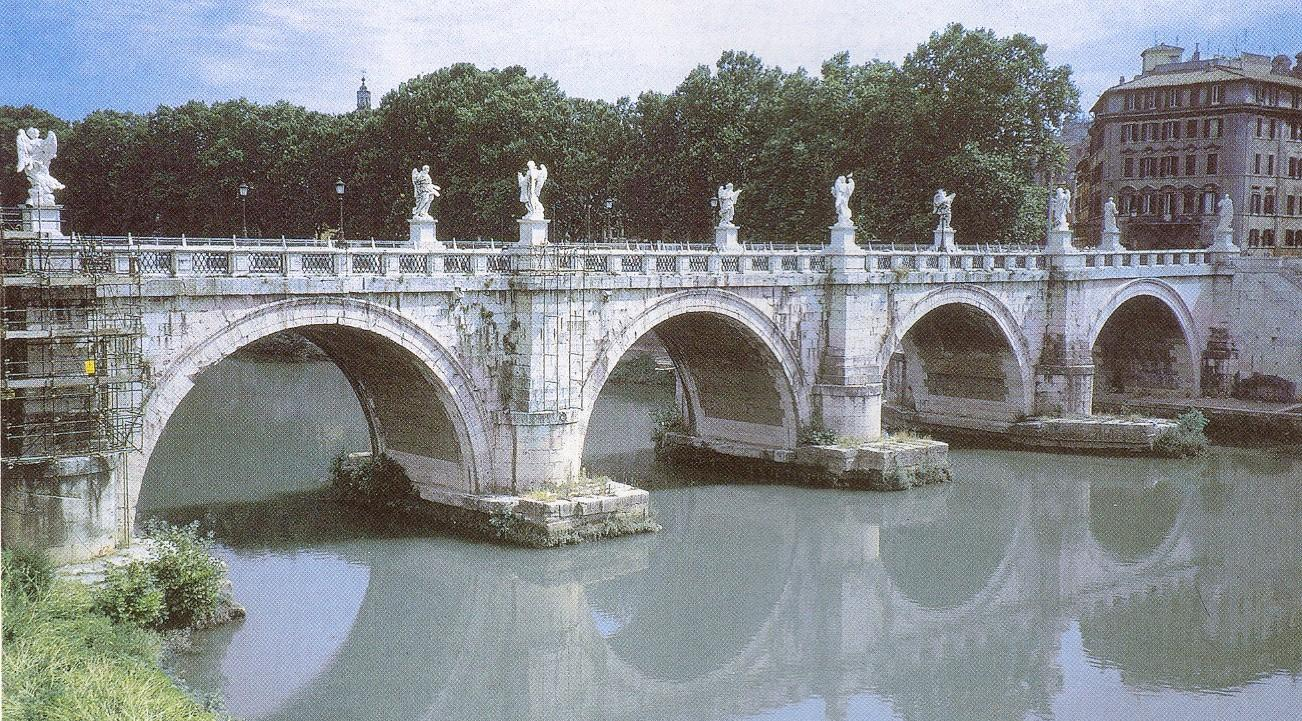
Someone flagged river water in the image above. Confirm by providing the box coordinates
[141,359,1302,721]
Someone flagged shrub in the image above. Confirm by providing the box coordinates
[798,423,838,446]
[142,521,224,629]
[1154,409,1211,458]
[1,546,55,598]
[330,452,416,508]
[650,404,686,443]
[95,561,166,628]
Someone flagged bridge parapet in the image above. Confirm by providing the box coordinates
[3,234,1227,283]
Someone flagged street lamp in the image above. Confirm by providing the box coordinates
[238,182,249,237]
[335,178,346,240]
[604,197,614,240]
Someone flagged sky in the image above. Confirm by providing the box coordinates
[3,0,1301,120]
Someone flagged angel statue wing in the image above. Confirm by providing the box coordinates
[42,130,57,162]
[535,164,548,195]
[15,130,32,172]
[412,167,420,183]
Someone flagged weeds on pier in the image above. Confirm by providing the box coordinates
[330,452,416,508]
[1154,409,1210,458]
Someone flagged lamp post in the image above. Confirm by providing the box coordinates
[238,182,249,237]
[603,197,614,241]
[335,178,346,240]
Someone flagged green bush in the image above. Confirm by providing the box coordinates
[798,423,839,446]
[650,404,686,443]
[330,452,416,508]
[95,561,166,628]
[143,521,224,629]
[1154,409,1211,458]
[1,546,55,598]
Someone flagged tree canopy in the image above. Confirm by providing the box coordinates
[2,24,1079,245]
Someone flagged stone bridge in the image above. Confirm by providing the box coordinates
[6,224,1240,552]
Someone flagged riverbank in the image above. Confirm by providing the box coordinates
[2,550,224,720]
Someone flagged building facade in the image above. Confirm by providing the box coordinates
[1075,45,1302,254]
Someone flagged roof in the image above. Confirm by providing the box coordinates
[1092,63,1302,112]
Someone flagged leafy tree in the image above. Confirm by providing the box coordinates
[2,26,1078,246]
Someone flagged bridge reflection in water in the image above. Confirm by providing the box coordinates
[145,363,1302,721]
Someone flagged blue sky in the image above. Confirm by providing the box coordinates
[3,0,1300,119]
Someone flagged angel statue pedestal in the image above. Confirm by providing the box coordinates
[518,218,550,247]
[409,217,439,251]
[21,205,65,239]
[828,224,862,254]
[714,224,742,253]
[1044,228,1077,254]
[932,227,956,252]
[1097,229,1123,252]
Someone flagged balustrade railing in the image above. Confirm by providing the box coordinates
[4,233,1226,281]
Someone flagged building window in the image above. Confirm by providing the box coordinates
[1251,190,1263,214]
[1142,193,1153,214]
[1265,191,1276,215]
[1267,155,1275,176]
[1290,195,1297,215]
[1203,191,1217,214]
[1185,155,1196,176]
[1255,154,1262,174]
[1263,229,1275,246]
[1124,158,1135,178]
[1257,118,1264,137]
[1186,119,1199,138]
[1183,190,1197,214]
[1211,85,1224,104]
[1270,119,1278,139]
[1206,154,1218,174]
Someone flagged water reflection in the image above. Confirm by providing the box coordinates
[145,360,1302,721]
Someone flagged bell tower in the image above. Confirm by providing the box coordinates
[356,72,372,111]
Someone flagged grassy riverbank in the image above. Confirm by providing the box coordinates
[2,540,228,720]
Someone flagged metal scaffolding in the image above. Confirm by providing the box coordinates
[1,226,145,467]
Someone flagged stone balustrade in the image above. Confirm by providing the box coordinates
[4,234,1227,281]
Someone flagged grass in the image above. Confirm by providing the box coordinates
[2,555,219,721]
[521,469,613,502]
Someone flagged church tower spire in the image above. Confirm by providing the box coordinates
[356,72,372,111]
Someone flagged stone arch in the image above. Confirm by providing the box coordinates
[125,297,492,531]
[880,285,1035,420]
[579,289,804,452]
[1088,279,1200,398]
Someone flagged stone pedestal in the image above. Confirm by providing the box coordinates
[1098,229,1123,252]
[21,205,65,238]
[518,217,550,247]
[1044,228,1077,254]
[409,217,440,250]
[932,227,956,252]
[827,224,862,254]
[715,224,742,252]
[1209,228,1239,253]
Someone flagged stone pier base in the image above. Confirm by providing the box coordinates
[657,432,951,491]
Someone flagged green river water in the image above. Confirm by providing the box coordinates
[140,358,1302,721]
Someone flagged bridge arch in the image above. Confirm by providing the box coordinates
[579,289,804,452]
[880,285,1036,423]
[1088,279,1200,399]
[127,297,492,529]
